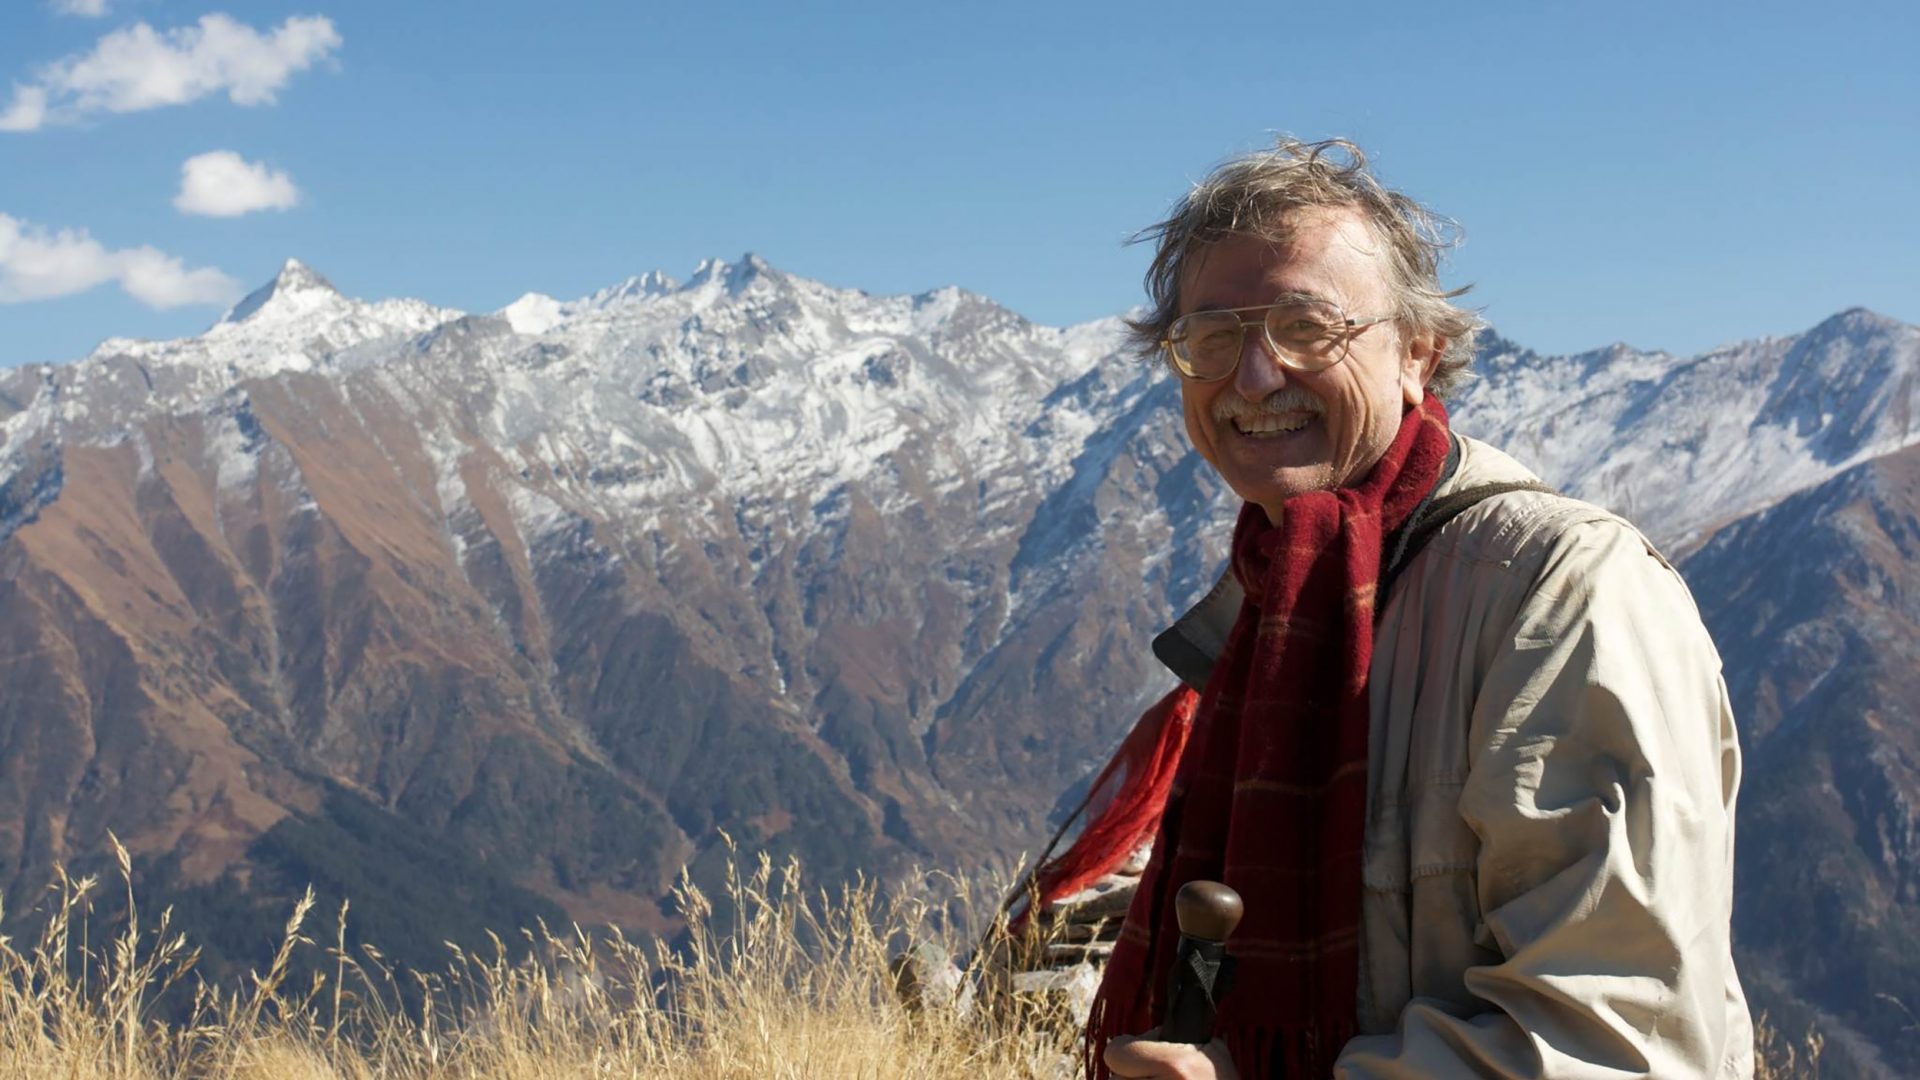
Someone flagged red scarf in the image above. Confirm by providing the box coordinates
[1088,398,1452,1079]
[1012,687,1198,935]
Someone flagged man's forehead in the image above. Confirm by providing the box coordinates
[1177,208,1388,312]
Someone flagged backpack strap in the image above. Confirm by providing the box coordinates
[1376,475,1557,619]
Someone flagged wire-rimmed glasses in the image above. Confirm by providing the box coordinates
[1163,297,1393,381]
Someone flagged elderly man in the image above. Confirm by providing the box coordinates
[1085,139,1752,1079]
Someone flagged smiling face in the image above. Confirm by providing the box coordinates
[1175,208,1441,522]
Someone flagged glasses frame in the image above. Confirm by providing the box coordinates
[1162,301,1395,381]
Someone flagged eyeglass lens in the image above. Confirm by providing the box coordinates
[1170,301,1347,378]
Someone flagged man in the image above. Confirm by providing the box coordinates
[1085,139,1752,1078]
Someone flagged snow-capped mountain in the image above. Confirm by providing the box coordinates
[1,259,464,468]
[0,259,1915,1066]
[11,259,1912,566]
[499,269,677,335]
[1454,310,1920,551]
[0,254,1219,963]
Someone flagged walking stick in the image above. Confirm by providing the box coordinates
[1160,880,1243,1044]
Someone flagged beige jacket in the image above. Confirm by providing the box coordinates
[1158,434,1752,1079]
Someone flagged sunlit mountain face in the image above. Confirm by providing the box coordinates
[1,259,1915,1068]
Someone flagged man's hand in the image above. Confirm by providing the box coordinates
[1103,1032,1238,1079]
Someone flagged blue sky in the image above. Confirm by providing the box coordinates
[1,0,1915,368]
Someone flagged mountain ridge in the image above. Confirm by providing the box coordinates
[0,255,1214,934]
[1,259,1916,1067]
[1678,438,1920,1077]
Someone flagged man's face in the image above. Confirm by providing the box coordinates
[1175,208,1440,522]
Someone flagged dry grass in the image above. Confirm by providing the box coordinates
[1,835,1835,1079]
[1753,1010,1824,1080]
[0,835,1079,1079]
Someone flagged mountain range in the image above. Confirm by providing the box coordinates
[0,258,1914,1072]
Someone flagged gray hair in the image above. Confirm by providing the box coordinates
[1127,137,1481,398]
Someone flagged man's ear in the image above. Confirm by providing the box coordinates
[1401,333,1445,406]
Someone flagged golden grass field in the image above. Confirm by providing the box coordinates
[0,835,1821,1079]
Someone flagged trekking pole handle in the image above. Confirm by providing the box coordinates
[1161,880,1243,1045]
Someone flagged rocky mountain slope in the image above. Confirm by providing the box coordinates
[0,257,1229,966]
[1,260,1916,1062]
[1679,442,1920,1078]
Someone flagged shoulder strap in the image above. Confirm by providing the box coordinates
[1376,478,1556,617]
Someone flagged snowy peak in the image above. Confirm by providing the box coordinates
[498,269,681,334]
[1797,306,1908,350]
[220,258,344,325]
[16,242,1915,564]
[1833,305,1899,328]
[500,256,786,334]
[686,252,775,295]
[1451,310,1920,550]
[589,269,679,305]
[1754,306,1920,464]
[273,257,336,294]
[499,292,568,335]
[49,258,469,397]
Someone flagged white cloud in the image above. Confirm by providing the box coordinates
[175,150,301,217]
[49,0,111,17]
[0,86,48,132]
[0,213,240,308]
[0,14,341,132]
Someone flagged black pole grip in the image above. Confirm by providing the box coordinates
[1160,880,1243,1045]
[1162,935,1236,1043]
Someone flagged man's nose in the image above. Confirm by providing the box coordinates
[1232,329,1289,400]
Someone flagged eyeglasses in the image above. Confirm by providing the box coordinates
[1162,298,1392,381]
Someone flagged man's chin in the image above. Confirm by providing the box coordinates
[1225,466,1332,515]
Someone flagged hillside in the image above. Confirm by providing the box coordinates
[0,257,1228,975]
[1,259,1916,1064]
[1680,441,1920,1077]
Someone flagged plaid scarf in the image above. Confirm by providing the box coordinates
[1088,398,1453,1079]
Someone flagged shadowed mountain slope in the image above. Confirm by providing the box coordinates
[1680,441,1920,1078]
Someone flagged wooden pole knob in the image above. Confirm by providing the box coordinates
[1174,880,1244,944]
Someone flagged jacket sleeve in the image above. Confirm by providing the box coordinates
[1334,517,1750,1078]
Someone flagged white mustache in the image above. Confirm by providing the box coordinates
[1212,388,1325,425]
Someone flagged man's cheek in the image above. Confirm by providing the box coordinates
[1181,398,1217,463]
